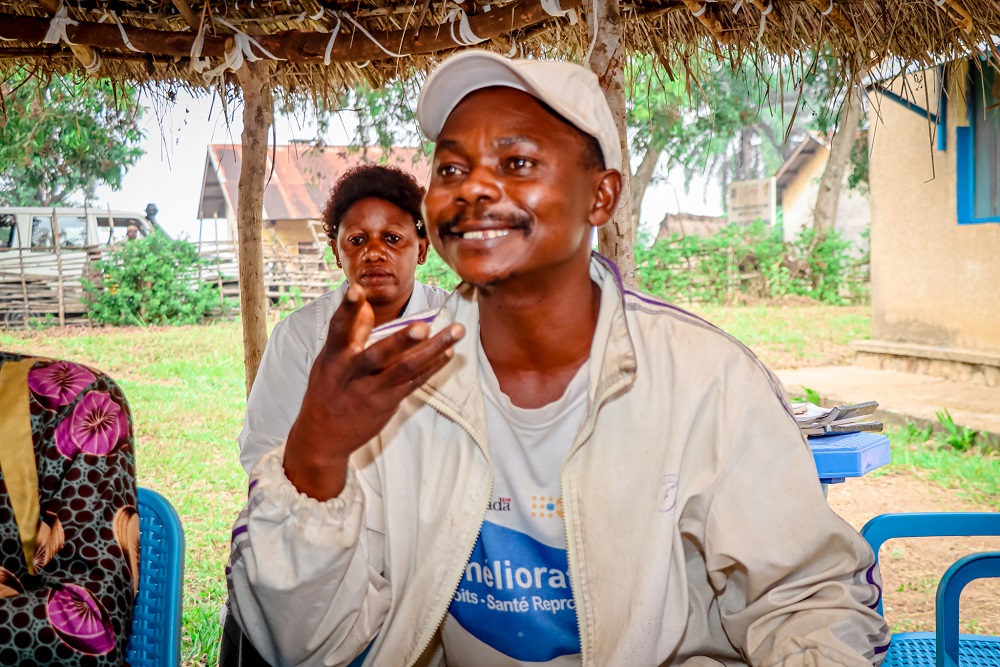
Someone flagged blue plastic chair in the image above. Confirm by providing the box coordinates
[861,512,1000,667]
[128,487,186,667]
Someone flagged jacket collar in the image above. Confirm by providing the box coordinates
[415,253,637,439]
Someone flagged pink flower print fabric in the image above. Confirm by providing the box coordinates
[46,584,116,656]
[1,351,137,665]
[54,391,130,459]
[27,362,96,411]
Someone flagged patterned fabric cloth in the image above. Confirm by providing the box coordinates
[0,351,138,666]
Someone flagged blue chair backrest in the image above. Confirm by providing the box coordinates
[128,487,185,667]
[861,512,1000,667]
[861,512,1000,616]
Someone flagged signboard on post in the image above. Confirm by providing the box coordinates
[728,177,776,226]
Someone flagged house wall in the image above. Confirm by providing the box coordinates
[266,219,324,252]
[868,62,1000,356]
[781,147,870,249]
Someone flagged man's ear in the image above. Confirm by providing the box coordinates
[588,169,624,228]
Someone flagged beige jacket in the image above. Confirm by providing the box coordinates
[227,255,890,667]
[237,280,450,474]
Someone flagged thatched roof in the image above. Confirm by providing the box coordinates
[1,1,998,96]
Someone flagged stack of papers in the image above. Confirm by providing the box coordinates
[791,401,883,436]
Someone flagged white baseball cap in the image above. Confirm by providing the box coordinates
[416,49,623,172]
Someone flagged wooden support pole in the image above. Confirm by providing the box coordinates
[587,0,637,288]
[38,0,101,72]
[15,229,29,323]
[236,58,274,396]
[0,0,583,64]
[49,210,66,327]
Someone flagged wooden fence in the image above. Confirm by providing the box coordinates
[0,238,344,328]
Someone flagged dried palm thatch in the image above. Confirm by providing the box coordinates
[0,1,998,97]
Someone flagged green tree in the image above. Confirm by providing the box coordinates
[627,53,828,223]
[0,68,144,206]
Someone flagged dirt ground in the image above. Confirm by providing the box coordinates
[828,471,1000,634]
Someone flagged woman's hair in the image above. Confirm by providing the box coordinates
[321,164,426,242]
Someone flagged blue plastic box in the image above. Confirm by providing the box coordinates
[808,431,891,484]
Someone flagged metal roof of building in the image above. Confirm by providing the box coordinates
[199,143,428,221]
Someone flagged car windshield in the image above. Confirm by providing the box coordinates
[31,215,87,247]
[97,217,147,244]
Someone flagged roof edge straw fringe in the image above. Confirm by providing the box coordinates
[0,1,997,96]
[0,0,584,65]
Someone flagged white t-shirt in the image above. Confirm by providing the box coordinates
[441,343,588,666]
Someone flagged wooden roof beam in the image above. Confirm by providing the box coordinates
[680,0,729,45]
[930,0,974,35]
[38,0,101,72]
[0,0,584,64]
[170,0,201,31]
[802,0,854,37]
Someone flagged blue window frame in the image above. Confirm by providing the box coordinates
[957,61,1000,224]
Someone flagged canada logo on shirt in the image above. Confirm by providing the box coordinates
[487,497,512,511]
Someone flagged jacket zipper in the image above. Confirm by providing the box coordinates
[562,374,634,666]
[405,395,494,667]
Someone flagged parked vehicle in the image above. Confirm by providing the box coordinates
[0,206,156,324]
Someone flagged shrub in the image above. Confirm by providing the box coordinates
[82,232,222,326]
[636,221,867,306]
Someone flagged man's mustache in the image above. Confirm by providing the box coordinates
[438,209,532,235]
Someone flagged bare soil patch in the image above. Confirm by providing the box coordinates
[829,472,1000,634]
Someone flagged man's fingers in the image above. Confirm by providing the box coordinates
[323,284,375,357]
[376,324,465,387]
[358,321,432,370]
[357,322,464,379]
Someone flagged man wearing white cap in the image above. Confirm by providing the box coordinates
[227,50,889,667]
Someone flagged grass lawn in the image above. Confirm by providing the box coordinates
[692,304,871,369]
[1,303,994,665]
[1,322,246,666]
[875,421,1000,510]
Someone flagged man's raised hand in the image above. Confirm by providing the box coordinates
[284,284,464,501]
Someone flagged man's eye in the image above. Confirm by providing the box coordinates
[507,157,535,171]
[437,164,461,178]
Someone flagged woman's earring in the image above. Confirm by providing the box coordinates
[336,258,342,268]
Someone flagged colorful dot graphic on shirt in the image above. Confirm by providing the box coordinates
[531,496,564,519]
[450,520,580,662]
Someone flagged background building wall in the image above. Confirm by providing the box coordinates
[868,63,1000,355]
[781,145,870,249]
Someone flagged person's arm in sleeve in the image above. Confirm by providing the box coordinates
[0,384,139,665]
[226,444,391,667]
[703,365,890,666]
[238,315,314,474]
[227,285,464,666]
